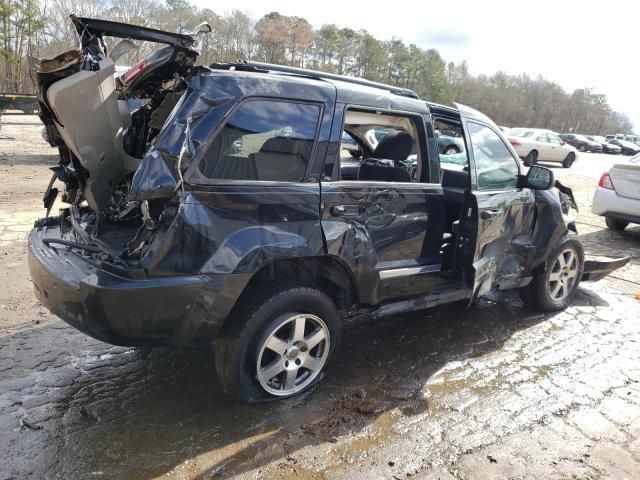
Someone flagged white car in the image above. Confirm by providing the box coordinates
[507,128,579,168]
[592,154,640,231]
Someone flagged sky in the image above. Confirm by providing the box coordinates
[193,0,640,131]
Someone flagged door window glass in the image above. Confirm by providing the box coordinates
[468,122,519,190]
[198,99,320,182]
[548,134,563,145]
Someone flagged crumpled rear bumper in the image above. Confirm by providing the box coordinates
[28,225,249,347]
[582,256,630,282]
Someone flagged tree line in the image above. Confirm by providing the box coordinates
[5,0,634,134]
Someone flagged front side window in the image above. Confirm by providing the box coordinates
[468,122,519,191]
[198,99,320,182]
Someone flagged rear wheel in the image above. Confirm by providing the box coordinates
[215,285,340,403]
[524,150,538,166]
[605,216,629,231]
[562,152,575,168]
[579,144,586,152]
[519,236,583,312]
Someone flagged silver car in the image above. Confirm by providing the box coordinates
[507,128,578,168]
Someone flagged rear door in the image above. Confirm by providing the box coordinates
[547,133,566,160]
[320,106,447,304]
[610,155,640,199]
[534,132,553,160]
[461,119,536,298]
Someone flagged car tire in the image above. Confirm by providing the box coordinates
[524,150,538,166]
[562,152,575,168]
[579,145,586,152]
[215,284,340,403]
[518,236,584,312]
[605,216,629,231]
[444,146,460,155]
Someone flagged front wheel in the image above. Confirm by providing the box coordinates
[562,152,575,168]
[519,236,584,312]
[605,216,629,231]
[215,285,340,402]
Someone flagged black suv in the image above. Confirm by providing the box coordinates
[31,17,627,402]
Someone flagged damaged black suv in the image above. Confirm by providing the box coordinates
[30,16,628,402]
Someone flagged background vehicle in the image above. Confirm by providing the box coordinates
[436,130,465,155]
[507,128,578,167]
[608,138,640,156]
[559,133,602,153]
[592,154,640,231]
[586,135,622,154]
[0,93,38,114]
[29,16,627,403]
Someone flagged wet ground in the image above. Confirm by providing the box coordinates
[1,114,639,479]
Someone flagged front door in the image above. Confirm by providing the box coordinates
[462,120,536,298]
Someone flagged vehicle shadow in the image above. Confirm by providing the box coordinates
[6,288,609,478]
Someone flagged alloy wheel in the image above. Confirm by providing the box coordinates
[547,248,579,301]
[256,314,330,396]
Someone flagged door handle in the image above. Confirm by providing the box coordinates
[331,205,346,216]
[330,204,361,217]
[481,208,502,220]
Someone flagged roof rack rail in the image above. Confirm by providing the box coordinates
[238,61,420,99]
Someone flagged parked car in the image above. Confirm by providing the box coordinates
[31,16,628,402]
[436,130,465,155]
[507,128,578,167]
[608,138,640,156]
[585,135,622,154]
[559,133,602,153]
[592,154,640,231]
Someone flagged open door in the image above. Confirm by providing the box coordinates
[460,117,536,300]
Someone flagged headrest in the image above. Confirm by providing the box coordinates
[373,130,413,161]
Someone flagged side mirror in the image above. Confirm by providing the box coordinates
[523,165,554,190]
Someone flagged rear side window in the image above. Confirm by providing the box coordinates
[468,122,519,190]
[198,99,321,182]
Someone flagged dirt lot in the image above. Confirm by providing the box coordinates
[1,113,639,479]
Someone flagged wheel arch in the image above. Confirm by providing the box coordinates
[223,255,360,329]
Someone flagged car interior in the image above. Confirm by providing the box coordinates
[337,109,422,182]
[336,111,473,275]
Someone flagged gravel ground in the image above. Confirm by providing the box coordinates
[0,113,639,479]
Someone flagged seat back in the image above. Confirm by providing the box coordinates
[357,162,411,182]
[253,137,311,182]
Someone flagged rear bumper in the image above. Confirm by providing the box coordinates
[28,226,249,346]
[592,186,640,219]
